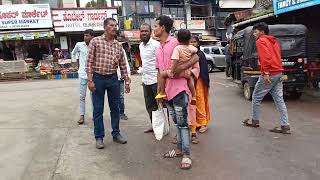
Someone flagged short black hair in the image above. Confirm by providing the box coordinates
[155,15,173,34]
[140,23,152,32]
[253,22,269,35]
[104,18,117,27]
[177,29,191,44]
[84,29,94,36]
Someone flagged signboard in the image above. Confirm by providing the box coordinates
[52,8,118,32]
[0,31,54,41]
[174,20,206,30]
[273,0,320,14]
[123,30,140,41]
[0,4,52,30]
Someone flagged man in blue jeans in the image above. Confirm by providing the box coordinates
[154,15,199,170]
[243,22,291,134]
[87,18,131,149]
[71,29,94,125]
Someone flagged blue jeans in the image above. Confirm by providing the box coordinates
[79,78,88,116]
[166,91,190,155]
[119,80,125,115]
[92,73,121,139]
[252,74,289,126]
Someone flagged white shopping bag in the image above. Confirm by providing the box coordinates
[152,104,170,141]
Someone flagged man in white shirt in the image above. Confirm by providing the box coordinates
[139,23,160,133]
[71,29,94,124]
[117,45,131,120]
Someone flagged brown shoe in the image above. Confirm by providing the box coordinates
[78,115,84,125]
[270,125,291,134]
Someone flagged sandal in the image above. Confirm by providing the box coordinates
[181,157,192,170]
[155,93,167,100]
[191,134,199,144]
[269,126,291,134]
[199,126,208,133]
[242,119,260,128]
[163,149,182,158]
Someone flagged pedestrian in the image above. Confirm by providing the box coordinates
[155,29,198,105]
[243,22,291,134]
[189,36,211,144]
[87,18,131,149]
[225,43,232,77]
[139,23,160,133]
[153,15,199,170]
[71,29,94,125]
[117,43,131,121]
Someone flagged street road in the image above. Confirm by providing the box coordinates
[0,72,319,180]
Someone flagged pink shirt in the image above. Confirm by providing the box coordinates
[156,36,189,101]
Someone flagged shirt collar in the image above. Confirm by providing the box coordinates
[101,34,117,44]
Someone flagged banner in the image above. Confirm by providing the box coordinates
[52,8,118,32]
[273,0,320,14]
[174,20,206,30]
[0,4,52,30]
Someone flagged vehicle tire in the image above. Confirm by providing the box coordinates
[289,91,302,99]
[207,61,215,73]
[243,82,253,101]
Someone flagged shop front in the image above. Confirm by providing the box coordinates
[52,7,118,52]
[0,4,54,62]
[0,3,55,79]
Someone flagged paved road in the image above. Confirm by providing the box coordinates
[0,73,319,180]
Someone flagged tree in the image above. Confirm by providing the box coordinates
[86,0,107,7]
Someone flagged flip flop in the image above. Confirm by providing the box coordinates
[199,126,208,133]
[155,93,167,100]
[181,157,192,170]
[191,134,199,144]
[163,149,182,158]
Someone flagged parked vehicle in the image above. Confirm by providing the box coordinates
[200,45,226,72]
[230,24,308,100]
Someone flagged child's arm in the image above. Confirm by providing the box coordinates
[170,46,180,75]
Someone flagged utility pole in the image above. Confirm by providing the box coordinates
[184,0,192,29]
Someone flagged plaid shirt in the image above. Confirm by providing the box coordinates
[86,34,128,81]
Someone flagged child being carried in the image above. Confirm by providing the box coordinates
[156,29,197,105]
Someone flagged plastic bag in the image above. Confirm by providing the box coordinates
[152,104,169,141]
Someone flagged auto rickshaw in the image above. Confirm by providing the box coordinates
[230,24,308,100]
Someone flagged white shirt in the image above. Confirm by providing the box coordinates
[117,48,131,80]
[139,38,160,85]
[72,42,88,79]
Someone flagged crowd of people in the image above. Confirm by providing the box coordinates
[71,15,290,170]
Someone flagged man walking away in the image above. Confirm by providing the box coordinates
[139,23,160,133]
[87,18,131,149]
[243,22,291,134]
[72,29,94,125]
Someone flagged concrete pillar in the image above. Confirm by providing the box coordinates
[184,0,192,29]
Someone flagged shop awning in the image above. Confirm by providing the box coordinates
[0,29,54,41]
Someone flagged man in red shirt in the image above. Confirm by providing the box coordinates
[243,22,291,134]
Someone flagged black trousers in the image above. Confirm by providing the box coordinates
[143,83,158,123]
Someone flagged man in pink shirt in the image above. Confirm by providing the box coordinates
[154,15,199,170]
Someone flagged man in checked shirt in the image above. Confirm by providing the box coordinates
[86,18,130,149]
